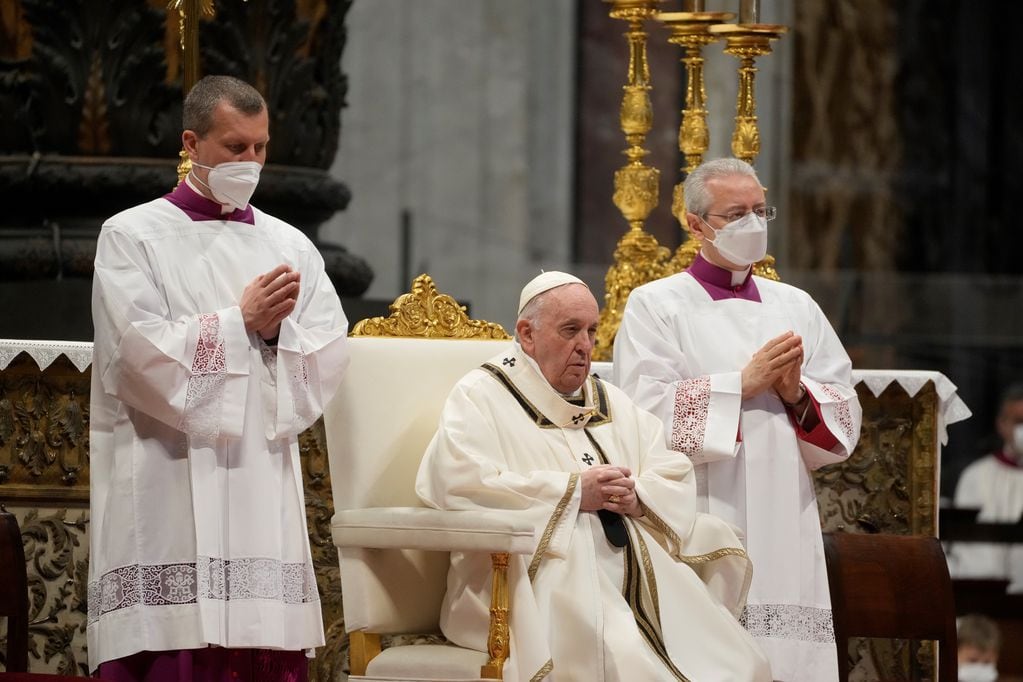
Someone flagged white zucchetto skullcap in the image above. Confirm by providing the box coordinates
[518,271,587,315]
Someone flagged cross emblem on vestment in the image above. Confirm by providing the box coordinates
[582,453,594,465]
[502,357,516,367]
[571,413,586,425]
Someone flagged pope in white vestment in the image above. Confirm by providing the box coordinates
[87,77,349,673]
[417,273,771,682]
[614,159,862,682]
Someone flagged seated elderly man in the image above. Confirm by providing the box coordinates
[416,272,771,681]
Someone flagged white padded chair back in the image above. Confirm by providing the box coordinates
[323,336,513,633]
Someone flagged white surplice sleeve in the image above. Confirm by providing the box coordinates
[614,288,741,464]
[416,375,581,560]
[793,298,862,470]
[259,240,350,440]
[92,225,250,441]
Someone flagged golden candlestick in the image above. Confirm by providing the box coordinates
[594,0,668,361]
[657,11,733,230]
[708,23,786,165]
[168,0,216,184]
[658,11,734,274]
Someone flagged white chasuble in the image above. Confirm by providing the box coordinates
[416,346,771,682]
[88,193,350,670]
[614,266,862,682]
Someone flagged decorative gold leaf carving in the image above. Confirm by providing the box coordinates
[351,274,511,340]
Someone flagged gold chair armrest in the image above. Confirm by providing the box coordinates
[349,631,382,677]
[480,551,510,680]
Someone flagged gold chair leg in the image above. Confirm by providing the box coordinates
[480,552,510,679]
[349,631,382,677]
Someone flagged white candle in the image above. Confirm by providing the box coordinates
[739,0,759,24]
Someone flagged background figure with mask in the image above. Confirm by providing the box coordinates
[614,158,862,682]
[949,383,1023,592]
[88,75,350,679]
[956,614,1001,682]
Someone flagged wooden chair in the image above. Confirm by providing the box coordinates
[822,532,957,682]
[0,507,29,673]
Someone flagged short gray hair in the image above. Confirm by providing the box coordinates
[516,292,548,338]
[957,614,1001,651]
[1000,383,1023,413]
[683,158,760,216]
[183,75,266,137]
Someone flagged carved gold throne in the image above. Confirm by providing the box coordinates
[322,275,532,681]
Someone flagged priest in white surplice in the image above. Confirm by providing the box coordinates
[614,158,862,682]
[88,76,349,679]
[417,272,771,682]
[948,383,1023,591]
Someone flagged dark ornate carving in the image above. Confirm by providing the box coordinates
[17,0,181,158]
[200,0,352,170]
[0,0,371,328]
[0,354,90,501]
[0,507,91,676]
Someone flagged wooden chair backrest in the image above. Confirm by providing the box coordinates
[823,532,957,682]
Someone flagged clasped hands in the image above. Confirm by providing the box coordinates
[741,330,806,405]
[240,264,301,341]
[581,465,641,517]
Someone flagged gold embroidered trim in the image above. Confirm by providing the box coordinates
[480,363,559,430]
[679,546,750,565]
[530,659,554,682]
[639,502,683,550]
[633,522,661,624]
[528,473,579,582]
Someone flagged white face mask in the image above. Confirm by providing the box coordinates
[1013,423,1023,456]
[702,212,768,267]
[958,661,998,682]
[191,160,262,211]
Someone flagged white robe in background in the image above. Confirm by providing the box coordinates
[88,193,350,670]
[614,265,862,682]
[416,345,771,682]
[948,453,1023,592]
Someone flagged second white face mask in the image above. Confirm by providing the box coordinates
[192,160,262,211]
[958,661,998,682]
[704,212,769,267]
[1013,423,1023,455]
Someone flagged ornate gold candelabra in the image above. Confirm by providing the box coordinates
[657,10,733,273]
[594,0,667,361]
[168,0,216,183]
[707,22,787,165]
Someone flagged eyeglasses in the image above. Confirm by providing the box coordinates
[702,206,777,224]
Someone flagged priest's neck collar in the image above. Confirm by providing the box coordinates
[686,253,761,302]
[164,177,255,225]
[995,449,1022,469]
